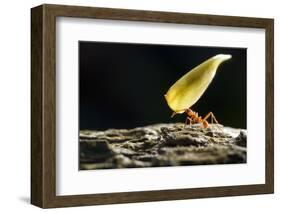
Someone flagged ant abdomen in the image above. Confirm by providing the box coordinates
[203,120,209,128]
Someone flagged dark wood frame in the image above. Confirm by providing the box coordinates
[31,4,274,208]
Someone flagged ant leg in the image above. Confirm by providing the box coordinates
[184,116,192,128]
[203,112,219,124]
[203,112,223,131]
[210,112,219,124]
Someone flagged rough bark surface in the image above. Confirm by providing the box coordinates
[80,123,247,170]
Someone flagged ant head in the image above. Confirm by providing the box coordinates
[203,120,209,128]
[185,109,193,116]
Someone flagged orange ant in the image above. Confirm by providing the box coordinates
[185,109,219,128]
[172,109,219,128]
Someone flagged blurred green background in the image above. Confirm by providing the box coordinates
[79,41,246,130]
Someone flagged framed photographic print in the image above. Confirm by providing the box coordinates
[31,4,274,208]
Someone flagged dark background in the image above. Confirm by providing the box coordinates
[79,41,246,130]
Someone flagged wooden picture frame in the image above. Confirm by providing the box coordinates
[31,4,274,208]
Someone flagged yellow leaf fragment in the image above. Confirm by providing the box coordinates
[164,54,232,114]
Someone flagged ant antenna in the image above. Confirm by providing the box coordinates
[170,112,177,118]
